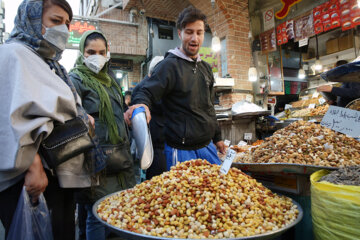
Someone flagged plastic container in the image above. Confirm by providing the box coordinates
[131,107,153,170]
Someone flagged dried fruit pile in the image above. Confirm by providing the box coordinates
[320,166,360,186]
[97,160,299,239]
[251,121,360,167]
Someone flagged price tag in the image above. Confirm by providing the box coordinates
[302,96,309,100]
[246,95,253,102]
[308,104,316,109]
[224,139,231,147]
[312,92,320,98]
[237,140,247,146]
[321,106,360,138]
[319,98,326,105]
[244,133,253,140]
[220,149,236,175]
[285,104,292,110]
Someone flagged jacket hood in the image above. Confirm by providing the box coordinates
[167,47,201,62]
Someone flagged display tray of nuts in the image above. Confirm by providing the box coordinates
[232,162,337,175]
[235,121,360,169]
[93,160,303,240]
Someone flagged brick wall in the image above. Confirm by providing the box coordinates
[128,62,141,88]
[96,6,148,56]
[219,93,253,108]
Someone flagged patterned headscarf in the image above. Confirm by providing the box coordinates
[7,0,106,173]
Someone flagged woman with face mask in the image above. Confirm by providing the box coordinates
[0,1,106,239]
[69,30,136,240]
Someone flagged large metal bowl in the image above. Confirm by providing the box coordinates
[93,191,303,240]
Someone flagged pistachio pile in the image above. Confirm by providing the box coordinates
[97,160,299,239]
[250,121,360,167]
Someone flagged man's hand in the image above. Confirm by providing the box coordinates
[215,141,226,154]
[317,85,333,93]
[24,153,48,203]
[124,104,151,126]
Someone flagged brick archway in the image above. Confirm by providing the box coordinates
[189,0,252,90]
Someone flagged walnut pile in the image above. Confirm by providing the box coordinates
[97,160,299,239]
[251,121,360,167]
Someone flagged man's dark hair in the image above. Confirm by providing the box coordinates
[335,60,348,67]
[125,91,132,97]
[85,32,107,49]
[43,0,73,21]
[176,6,207,30]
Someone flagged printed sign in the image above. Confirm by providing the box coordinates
[244,133,253,140]
[308,103,316,109]
[224,139,231,147]
[66,19,98,49]
[263,8,275,31]
[319,97,326,105]
[220,149,236,175]
[299,38,309,47]
[320,106,360,138]
[285,104,292,110]
[199,47,219,73]
[313,92,320,98]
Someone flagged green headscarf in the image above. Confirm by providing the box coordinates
[70,30,122,144]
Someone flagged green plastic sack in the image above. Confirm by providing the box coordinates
[311,170,360,240]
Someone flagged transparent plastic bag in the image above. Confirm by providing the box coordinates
[7,187,53,240]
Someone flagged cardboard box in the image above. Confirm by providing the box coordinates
[338,32,354,51]
[326,38,339,54]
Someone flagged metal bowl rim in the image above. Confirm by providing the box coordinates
[93,191,304,240]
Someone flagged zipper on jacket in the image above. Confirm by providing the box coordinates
[192,61,197,74]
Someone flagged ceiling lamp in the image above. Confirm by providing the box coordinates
[212,33,221,52]
[314,34,323,72]
[314,59,323,71]
[248,67,257,82]
[116,72,123,79]
[358,0,360,8]
[298,68,306,79]
[298,48,306,79]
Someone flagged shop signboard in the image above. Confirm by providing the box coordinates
[260,28,277,54]
[66,19,98,49]
[321,105,360,138]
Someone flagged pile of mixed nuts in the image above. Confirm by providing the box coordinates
[246,121,360,167]
[97,160,299,239]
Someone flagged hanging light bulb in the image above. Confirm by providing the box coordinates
[116,72,123,79]
[358,0,360,8]
[248,67,257,82]
[212,35,221,52]
[298,68,306,79]
[314,59,323,71]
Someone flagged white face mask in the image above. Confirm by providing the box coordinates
[84,54,109,74]
[42,24,69,51]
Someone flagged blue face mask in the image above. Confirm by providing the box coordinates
[42,24,69,51]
